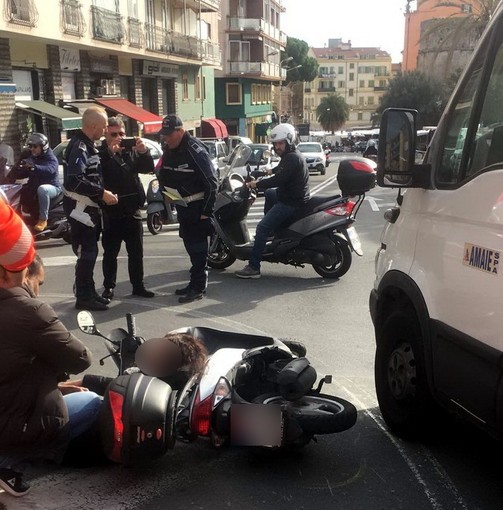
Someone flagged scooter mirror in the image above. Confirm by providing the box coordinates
[77,311,98,335]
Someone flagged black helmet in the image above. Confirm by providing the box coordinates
[26,133,49,152]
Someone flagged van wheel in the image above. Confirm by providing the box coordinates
[375,309,437,439]
[147,212,163,235]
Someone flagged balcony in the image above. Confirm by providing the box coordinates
[304,88,311,93]
[5,0,38,27]
[227,61,283,79]
[144,24,203,60]
[184,0,221,12]
[202,41,221,65]
[318,73,337,78]
[127,17,143,48]
[171,32,202,59]
[61,0,86,36]
[91,6,125,44]
[318,87,336,93]
[374,86,387,91]
[228,16,265,32]
[145,24,169,53]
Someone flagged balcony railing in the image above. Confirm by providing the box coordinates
[171,31,202,59]
[128,17,143,48]
[5,0,38,27]
[318,87,336,93]
[145,23,168,52]
[144,24,203,60]
[227,61,283,78]
[374,86,387,91]
[202,41,221,65]
[61,0,86,37]
[91,6,125,44]
[228,16,265,32]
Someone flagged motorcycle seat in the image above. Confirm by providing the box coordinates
[170,326,277,355]
[281,194,343,228]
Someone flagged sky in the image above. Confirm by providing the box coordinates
[280,0,407,63]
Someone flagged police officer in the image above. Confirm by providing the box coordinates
[63,107,118,311]
[157,115,217,303]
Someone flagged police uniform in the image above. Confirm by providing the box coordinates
[63,130,106,307]
[158,129,217,296]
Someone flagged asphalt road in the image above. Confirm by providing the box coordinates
[2,154,503,510]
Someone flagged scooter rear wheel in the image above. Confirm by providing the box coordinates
[253,393,357,435]
[312,239,352,279]
[208,234,236,269]
[147,212,163,235]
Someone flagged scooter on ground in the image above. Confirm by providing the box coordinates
[76,311,357,464]
[208,145,376,279]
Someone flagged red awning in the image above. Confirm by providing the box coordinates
[201,118,228,139]
[95,98,163,134]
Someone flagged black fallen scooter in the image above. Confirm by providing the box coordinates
[208,145,376,279]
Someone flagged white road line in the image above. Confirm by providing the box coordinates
[365,197,380,211]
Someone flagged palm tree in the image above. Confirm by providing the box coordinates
[316,95,349,133]
[420,0,499,76]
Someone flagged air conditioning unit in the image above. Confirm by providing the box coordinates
[100,79,116,95]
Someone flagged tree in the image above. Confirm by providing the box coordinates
[420,0,499,77]
[316,95,349,133]
[376,71,445,127]
[282,37,318,84]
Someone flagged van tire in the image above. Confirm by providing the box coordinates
[375,309,437,439]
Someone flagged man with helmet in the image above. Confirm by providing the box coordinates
[235,123,310,279]
[22,133,60,232]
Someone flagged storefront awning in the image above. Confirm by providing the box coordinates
[201,118,228,139]
[65,101,99,115]
[94,98,163,134]
[16,100,82,130]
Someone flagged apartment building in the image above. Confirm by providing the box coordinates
[304,40,392,130]
[0,0,222,154]
[214,0,287,140]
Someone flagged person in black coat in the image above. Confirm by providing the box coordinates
[99,117,155,300]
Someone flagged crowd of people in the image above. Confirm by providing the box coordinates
[0,109,310,497]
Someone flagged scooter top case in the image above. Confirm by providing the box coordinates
[100,372,177,465]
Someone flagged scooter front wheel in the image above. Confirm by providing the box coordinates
[207,234,236,269]
[253,393,357,435]
[147,212,163,235]
[312,239,352,279]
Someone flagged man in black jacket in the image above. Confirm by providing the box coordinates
[235,123,310,279]
[63,107,118,311]
[99,117,155,300]
[157,115,218,303]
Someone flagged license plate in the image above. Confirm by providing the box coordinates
[230,404,283,447]
[346,226,362,255]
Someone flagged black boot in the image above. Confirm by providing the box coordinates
[178,288,204,303]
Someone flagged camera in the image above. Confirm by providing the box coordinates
[120,137,137,151]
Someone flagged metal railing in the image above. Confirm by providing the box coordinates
[5,0,38,27]
[227,61,283,78]
[228,16,265,32]
[201,40,221,65]
[128,17,143,48]
[91,6,125,44]
[318,86,336,93]
[201,0,220,10]
[171,31,201,59]
[61,0,86,37]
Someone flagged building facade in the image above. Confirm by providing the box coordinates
[0,0,222,154]
[214,0,287,140]
[304,40,392,130]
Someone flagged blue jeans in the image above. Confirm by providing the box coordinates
[249,200,296,270]
[0,392,101,470]
[37,184,60,220]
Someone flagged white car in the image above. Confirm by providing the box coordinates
[297,142,328,175]
[52,138,162,196]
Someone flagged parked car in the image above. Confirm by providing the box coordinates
[223,143,279,180]
[371,1,503,442]
[52,138,162,199]
[297,142,328,175]
[200,139,228,178]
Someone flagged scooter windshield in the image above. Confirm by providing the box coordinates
[221,144,253,181]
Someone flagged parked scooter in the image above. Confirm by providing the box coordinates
[208,145,376,279]
[76,311,357,464]
[0,169,71,243]
[145,176,177,235]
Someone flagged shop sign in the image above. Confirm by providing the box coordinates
[143,60,179,78]
[59,47,81,71]
[12,70,33,101]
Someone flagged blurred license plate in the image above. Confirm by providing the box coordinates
[231,404,283,447]
[346,226,362,255]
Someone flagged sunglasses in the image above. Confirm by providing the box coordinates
[109,131,125,137]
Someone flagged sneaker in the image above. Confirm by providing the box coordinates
[75,298,109,311]
[101,288,114,301]
[175,285,207,296]
[132,287,155,298]
[0,469,30,497]
[178,288,204,303]
[33,219,48,232]
[235,265,261,279]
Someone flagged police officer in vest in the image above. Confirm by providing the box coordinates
[63,107,118,311]
[157,115,217,303]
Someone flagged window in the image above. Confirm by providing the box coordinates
[338,66,344,74]
[368,96,374,105]
[230,41,250,61]
[348,88,354,97]
[368,80,375,87]
[359,80,365,88]
[195,73,201,100]
[338,81,345,88]
[349,72,354,81]
[202,75,206,100]
[357,112,363,121]
[359,96,365,105]
[350,63,354,69]
[226,82,242,105]
[379,80,387,87]
[182,73,189,100]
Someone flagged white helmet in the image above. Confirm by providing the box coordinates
[269,123,296,146]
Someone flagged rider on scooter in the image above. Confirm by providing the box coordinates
[235,124,310,279]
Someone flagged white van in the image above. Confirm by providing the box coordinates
[371,2,503,440]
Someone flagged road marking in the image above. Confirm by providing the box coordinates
[365,197,380,211]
